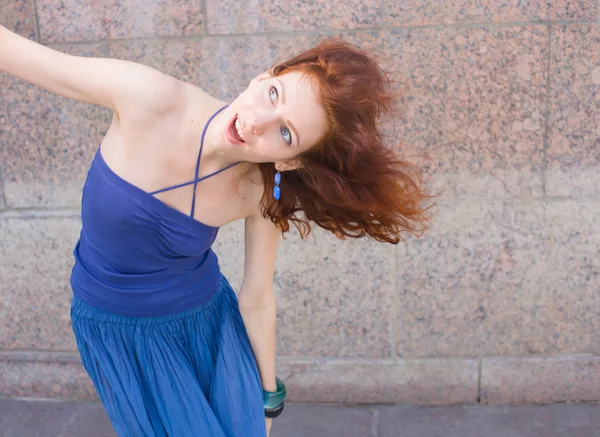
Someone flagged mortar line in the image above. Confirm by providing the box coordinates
[477,357,482,403]
[276,352,600,361]
[0,351,474,362]
[3,349,597,361]
[56,403,86,437]
[45,27,384,48]
[541,22,553,198]
[45,18,599,48]
[201,0,209,36]
[0,167,8,210]
[2,396,69,402]
[371,407,380,437]
[0,208,80,219]
[431,195,600,204]
[391,243,399,358]
[31,0,42,43]
[0,350,81,357]
[4,197,584,219]
[388,18,598,31]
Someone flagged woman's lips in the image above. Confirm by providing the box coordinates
[225,113,245,145]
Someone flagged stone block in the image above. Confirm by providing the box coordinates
[0,178,5,210]
[481,355,600,404]
[548,1,600,20]
[57,403,116,437]
[271,404,374,437]
[0,397,82,437]
[547,24,600,197]
[216,215,396,359]
[36,0,204,43]
[397,199,600,358]
[206,0,381,34]
[0,215,80,350]
[0,43,111,208]
[383,26,547,199]
[277,357,479,405]
[378,403,600,437]
[1,0,37,40]
[213,220,245,291]
[199,31,384,101]
[0,352,96,400]
[385,0,545,27]
[274,228,395,357]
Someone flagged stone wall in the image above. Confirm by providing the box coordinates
[1,1,599,405]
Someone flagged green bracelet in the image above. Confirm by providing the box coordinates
[263,377,286,410]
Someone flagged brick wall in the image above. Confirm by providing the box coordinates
[1,0,599,405]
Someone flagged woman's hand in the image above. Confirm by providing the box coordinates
[265,417,272,436]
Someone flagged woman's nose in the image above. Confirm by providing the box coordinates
[247,111,274,135]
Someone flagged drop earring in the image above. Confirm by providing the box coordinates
[273,170,281,200]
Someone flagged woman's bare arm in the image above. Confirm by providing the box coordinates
[238,212,281,394]
[0,25,182,120]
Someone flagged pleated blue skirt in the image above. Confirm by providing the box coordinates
[70,276,266,437]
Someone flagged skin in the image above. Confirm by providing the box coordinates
[0,25,328,437]
[203,70,328,171]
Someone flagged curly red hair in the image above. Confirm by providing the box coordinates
[258,39,434,244]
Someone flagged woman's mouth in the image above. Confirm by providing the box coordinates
[227,114,246,144]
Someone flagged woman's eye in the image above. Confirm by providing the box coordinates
[269,86,278,104]
[281,127,292,145]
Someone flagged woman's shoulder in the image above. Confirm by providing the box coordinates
[115,81,218,150]
[117,76,217,130]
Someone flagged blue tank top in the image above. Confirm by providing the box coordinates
[70,106,239,316]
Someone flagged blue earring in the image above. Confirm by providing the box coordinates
[273,171,281,200]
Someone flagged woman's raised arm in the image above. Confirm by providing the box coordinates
[0,25,182,120]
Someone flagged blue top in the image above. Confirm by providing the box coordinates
[70,106,240,316]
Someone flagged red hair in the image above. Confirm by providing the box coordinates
[258,39,434,244]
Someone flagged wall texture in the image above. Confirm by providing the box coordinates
[1,0,599,406]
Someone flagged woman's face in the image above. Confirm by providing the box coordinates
[221,70,328,169]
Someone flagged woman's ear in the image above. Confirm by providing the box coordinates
[275,157,304,172]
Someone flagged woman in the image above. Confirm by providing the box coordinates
[1,25,432,437]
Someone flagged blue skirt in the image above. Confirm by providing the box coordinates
[70,276,266,437]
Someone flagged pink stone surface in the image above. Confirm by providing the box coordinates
[207,0,381,35]
[397,200,600,358]
[107,38,209,90]
[548,1,600,20]
[1,0,37,40]
[0,42,111,208]
[383,26,547,199]
[481,355,600,404]
[274,228,395,357]
[0,352,478,406]
[1,33,381,209]
[1,33,383,209]
[0,216,80,351]
[0,352,97,400]
[1,39,203,208]
[385,1,546,27]
[198,33,321,99]
[36,0,204,43]
[200,31,384,100]
[547,24,600,197]
[218,219,396,359]
[213,221,245,290]
[2,0,600,409]
[0,182,5,210]
[386,1,600,26]
[277,358,478,405]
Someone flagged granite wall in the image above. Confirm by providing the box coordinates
[1,0,599,406]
